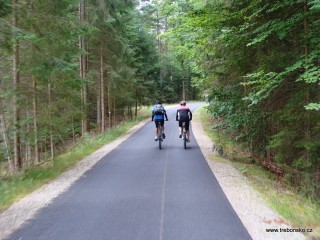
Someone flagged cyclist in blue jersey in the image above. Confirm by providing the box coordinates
[151,101,168,141]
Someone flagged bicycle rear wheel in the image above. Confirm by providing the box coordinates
[158,126,162,149]
[183,130,187,149]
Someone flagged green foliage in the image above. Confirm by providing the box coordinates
[207,86,267,152]
[198,105,320,228]
[310,0,320,10]
[242,71,282,105]
[0,0,163,175]
[0,0,11,17]
[0,0,319,203]
[269,129,299,164]
[139,0,200,102]
[174,0,320,199]
[305,103,320,111]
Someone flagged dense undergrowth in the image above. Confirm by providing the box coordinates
[196,106,320,238]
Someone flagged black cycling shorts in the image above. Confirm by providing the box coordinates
[179,120,190,131]
[155,119,164,128]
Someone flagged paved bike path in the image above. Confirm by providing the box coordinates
[7,103,252,240]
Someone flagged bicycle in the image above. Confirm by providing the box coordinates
[157,124,164,149]
[156,120,167,149]
[182,122,188,149]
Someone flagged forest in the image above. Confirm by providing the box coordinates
[0,0,319,199]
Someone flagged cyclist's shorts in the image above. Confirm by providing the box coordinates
[179,120,190,131]
[155,119,164,128]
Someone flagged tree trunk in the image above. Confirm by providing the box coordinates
[33,77,39,163]
[113,97,116,125]
[188,66,192,100]
[108,79,112,128]
[156,10,163,87]
[303,0,310,103]
[304,0,309,57]
[81,77,89,134]
[181,60,185,100]
[72,117,76,144]
[304,0,311,161]
[12,0,22,170]
[48,83,54,159]
[0,99,14,173]
[96,71,101,132]
[97,88,101,130]
[79,0,89,135]
[135,89,138,120]
[100,45,105,132]
[25,101,31,166]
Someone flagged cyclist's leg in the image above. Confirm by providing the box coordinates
[160,120,165,138]
[155,120,159,140]
[160,120,165,133]
[179,121,183,138]
[185,121,190,141]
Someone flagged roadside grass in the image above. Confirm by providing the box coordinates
[0,108,150,213]
[195,106,320,237]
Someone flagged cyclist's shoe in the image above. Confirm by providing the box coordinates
[179,134,182,138]
[162,133,166,139]
[155,137,158,141]
[187,138,190,143]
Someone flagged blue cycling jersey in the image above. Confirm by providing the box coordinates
[152,104,166,120]
[153,112,165,120]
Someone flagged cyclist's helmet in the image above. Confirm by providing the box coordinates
[156,100,162,104]
[180,100,186,106]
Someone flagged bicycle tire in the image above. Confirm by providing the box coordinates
[183,130,187,149]
[158,134,162,149]
[158,126,162,150]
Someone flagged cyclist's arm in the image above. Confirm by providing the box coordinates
[176,110,179,121]
[189,110,192,120]
[151,110,155,121]
[164,113,168,121]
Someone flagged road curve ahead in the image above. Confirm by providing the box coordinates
[8,103,252,240]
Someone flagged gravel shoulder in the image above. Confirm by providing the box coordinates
[0,108,306,240]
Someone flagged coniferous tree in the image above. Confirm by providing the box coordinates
[168,0,320,197]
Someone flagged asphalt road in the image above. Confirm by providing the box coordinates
[8,103,252,240]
